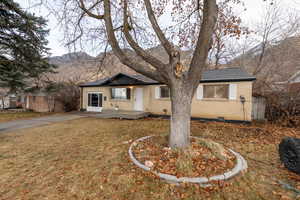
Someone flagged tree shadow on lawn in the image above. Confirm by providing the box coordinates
[0,118,299,200]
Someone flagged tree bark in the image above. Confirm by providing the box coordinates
[169,82,193,148]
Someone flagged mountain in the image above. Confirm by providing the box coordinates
[49,52,94,65]
[230,36,300,83]
[47,46,193,84]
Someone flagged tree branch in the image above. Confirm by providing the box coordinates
[66,11,85,46]
[78,0,104,20]
[123,0,168,76]
[188,0,217,88]
[103,0,165,82]
[144,0,174,56]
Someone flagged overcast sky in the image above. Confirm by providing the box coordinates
[16,0,300,57]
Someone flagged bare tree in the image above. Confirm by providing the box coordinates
[43,0,271,148]
[227,1,300,124]
[207,3,250,69]
[230,0,300,83]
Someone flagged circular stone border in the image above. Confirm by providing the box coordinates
[128,136,248,184]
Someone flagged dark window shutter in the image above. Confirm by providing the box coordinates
[110,88,114,99]
[88,94,91,106]
[126,88,131,100]
[99,94,103,107]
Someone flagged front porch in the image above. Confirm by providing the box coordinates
[77,109,150,120]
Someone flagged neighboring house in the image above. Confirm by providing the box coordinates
[276,70,300,85]
[287,70,300,84]
[25,92,64,112]
[275,70,300,92]
[286,71,300,92]
[0,94,18,109]
[0,96,11,109]
[79,68,256,122]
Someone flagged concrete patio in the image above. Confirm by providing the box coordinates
[76,109,150,120]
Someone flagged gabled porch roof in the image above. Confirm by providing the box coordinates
[80,73,159,87]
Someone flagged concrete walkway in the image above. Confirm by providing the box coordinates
[0,114,85,133]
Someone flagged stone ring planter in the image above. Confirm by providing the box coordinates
[128,136,248,185]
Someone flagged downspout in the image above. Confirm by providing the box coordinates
[240,96,246,121]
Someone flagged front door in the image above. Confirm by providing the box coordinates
[134,88,143,111]
[87,92,103,112]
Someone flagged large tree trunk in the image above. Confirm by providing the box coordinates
[169,82,194,149]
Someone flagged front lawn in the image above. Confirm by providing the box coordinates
[0,118,299,199]
[0,111,54,123]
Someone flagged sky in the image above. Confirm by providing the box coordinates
[16,0,300,57]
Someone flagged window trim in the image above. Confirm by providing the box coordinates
[87,92,103,107]
[159,85,170,99]
[110,87,131,100]
[203,84,229,100]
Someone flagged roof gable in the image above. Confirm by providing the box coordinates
[103,74,155,86]
[80,73,158,87]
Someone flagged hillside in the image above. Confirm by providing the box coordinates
[47,51,135,83]
[230,36,300,83]
[47,36,300,86]
[47,46,192,84]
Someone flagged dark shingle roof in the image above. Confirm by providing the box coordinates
[80,67,255,87]
[79,73,158,87]
[125,74,158,84]
[80,77,111,87]
[200,67,256,83]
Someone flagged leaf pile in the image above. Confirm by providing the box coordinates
[132,136,236,178]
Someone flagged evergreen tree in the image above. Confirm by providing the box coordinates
[0,0,56,92]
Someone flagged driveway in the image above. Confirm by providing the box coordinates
[0,114,85,133]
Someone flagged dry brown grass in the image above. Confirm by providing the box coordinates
[0,112,53,123]
[0,117,299,200]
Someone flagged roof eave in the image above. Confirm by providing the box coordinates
[79,82,160,87]
[200,78,256,83]
[80,78,256,87]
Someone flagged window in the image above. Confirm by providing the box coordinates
[111,88,131,100]
[160,86,170,98]
[88,93,102,107]
[203,85,229,99]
